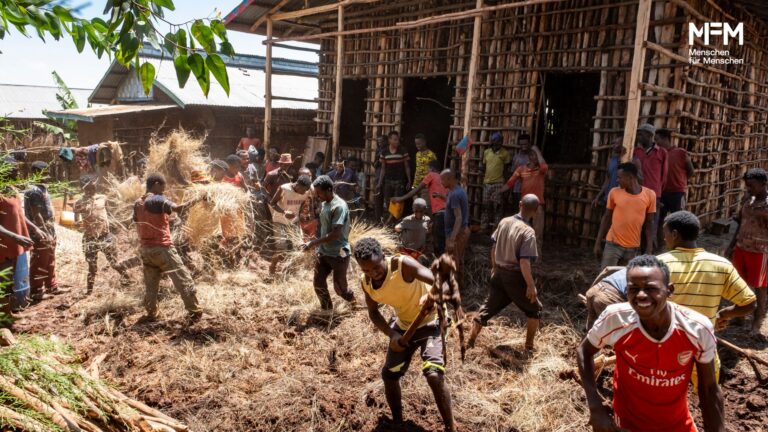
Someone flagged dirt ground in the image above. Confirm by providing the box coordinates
[12,225,768,431]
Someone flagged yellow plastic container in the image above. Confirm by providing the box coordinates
[60,211,75,227]
[388,201,404,219]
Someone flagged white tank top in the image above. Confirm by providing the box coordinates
[272,183,309,225]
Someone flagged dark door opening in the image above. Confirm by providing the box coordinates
[536,73,600,164]
[401,77,455,171]
[339,79,368,150]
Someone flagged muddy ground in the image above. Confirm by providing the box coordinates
[12,227,768,431]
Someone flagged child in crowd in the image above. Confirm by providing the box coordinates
[395,198,431,264]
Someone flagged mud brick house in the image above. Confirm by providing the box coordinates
[226,0,768,244]
[49,47,319,171]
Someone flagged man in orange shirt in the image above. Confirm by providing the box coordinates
[496,145,548,254]
[594,162,656,269]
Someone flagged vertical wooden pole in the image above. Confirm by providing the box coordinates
[331,5,345,162]
[461,0,483,186]
[264,18,273,153]
[620,0,653,161]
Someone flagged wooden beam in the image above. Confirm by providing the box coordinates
[250,0,291,32]
[264,18,273,152]
[620,0,653,162]
[461,0,483,187]
[271,0,382,22]
[267,0,569,44]
[331,5,344,162]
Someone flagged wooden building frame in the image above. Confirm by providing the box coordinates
[228,0,768,244]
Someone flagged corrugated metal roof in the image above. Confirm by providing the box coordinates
[46,104,178,123]
[225,0,334,37]
[89,48,318,110]
[0,84,92,120]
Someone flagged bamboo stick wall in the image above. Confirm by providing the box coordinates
[312,0,768,245]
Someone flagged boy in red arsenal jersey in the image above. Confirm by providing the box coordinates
[577,255,724,432]
[133,173,202,322]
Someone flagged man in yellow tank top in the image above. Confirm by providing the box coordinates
[354,238,456,432]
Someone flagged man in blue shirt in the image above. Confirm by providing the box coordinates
[584,267,627,330]
[302,175,355,310]
[440,169,470,280]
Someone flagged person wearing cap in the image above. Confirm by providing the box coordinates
[0,158,34,315]
[263,153,294,199]
[481,132,511,231]
[209,160,228,182]
[633,123,667,251]
[395,198,432,263]
[25,161,60,301]
[73,176,130,293]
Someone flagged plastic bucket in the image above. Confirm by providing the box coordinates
[12,252,29,310]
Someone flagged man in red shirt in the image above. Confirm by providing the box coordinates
[656,128,694,247]
[577,255,723,432]
[133,173,202,322]
[392,161,448,255]
[496,145,548,255]
[726,168,768,336]
[0,189,33,316]
[236,126,261,153]
[633,124,668,251]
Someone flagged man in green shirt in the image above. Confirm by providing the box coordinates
[481,132,510,231]
[302,175,355,310]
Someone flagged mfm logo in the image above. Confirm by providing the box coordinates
[688,23,744,46]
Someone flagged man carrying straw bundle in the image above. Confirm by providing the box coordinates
[301,175,355,311]
[353,237,456,432]
[133,173,202,322]
[269,174,312,275]
[73,176,130,294]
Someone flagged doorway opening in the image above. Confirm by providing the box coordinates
[536,73,600,164]
[401,77,455,170]
[339,79,368,150]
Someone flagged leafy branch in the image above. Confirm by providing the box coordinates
[0,0,235,96]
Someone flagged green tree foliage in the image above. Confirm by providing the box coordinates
[0,0,234,96]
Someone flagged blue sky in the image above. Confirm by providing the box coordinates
[0,1,318,89]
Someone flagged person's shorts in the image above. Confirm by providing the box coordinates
[382,320,444,380]
[732,246,768,288]
[474,268,543,326]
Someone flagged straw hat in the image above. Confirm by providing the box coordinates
[279,153,293,164]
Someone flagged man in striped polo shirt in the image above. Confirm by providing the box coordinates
[377,131,412,221]
[659,210,756,387]
[658,211,756,330]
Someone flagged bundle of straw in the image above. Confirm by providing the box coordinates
[182,183,250,246]
[145,129,208,185]
[105,175,144,225]
[276,218,399,276]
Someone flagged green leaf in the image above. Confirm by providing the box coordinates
[210,19,227,41]
[72,24,85,52]
[53,5,74,23]
[116,32,139,64]
[176,28,187,55]
[206,54,229,95]
[119,12,134,38]
[153,0,176,11]
[45,12,61,40]
[173,54,191,88]
[138,62,156,95]
[191,19,215,53]
[188,53,210,96]
[163,31,176,55]
[220,40,235,58]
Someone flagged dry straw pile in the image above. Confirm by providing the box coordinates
[182,183,250,246]
[51,232,591,432]
[145,129,208,187]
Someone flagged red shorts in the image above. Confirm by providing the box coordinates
[732,246,768,288]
